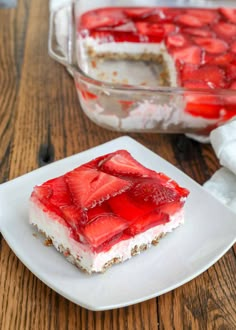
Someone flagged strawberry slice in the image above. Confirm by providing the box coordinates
[100,150,155,178]
[175,14,204,27]
[162,23,177,34]
[214,22,236,40]
[60,205,86,229]
[226,64,236,81]
[66,167,132,209]
[83,214,128,249]
[131,179,180,206]
[87,203,112,222]
[183,80,212,89]
[80,8,127,30]
[184,9,219,24]
[90,30,141,43]
[123,7,153,19]
[232,41,236,54]
[135,21,165,41]
[204,52,235,66]
[166,33,189,48]
[219,8,236,24]
[125,210,169,236]
[181,64,226,88]
[171,45,202,65]
[183,27,213,38]
[185,94,222,119]
[34,185,52,201]
[43,176,71,207]
[193,37,228,54]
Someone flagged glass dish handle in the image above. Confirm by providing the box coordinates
[48,4,74,73]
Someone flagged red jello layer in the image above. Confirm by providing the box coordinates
[31,150,189,253]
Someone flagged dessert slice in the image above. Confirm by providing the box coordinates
[29,150,189,273]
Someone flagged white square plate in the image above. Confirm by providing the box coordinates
[0,136,236,311]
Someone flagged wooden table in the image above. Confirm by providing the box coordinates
[0,1,235,329]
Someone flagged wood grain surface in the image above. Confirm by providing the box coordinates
[0,1,235,329]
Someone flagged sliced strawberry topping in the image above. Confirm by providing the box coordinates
[83,214,128,249]
[66,167,131,209]
[60,205,86,229]
[204,52,235,66]
[34,185,52,200]
[193,37,228,54]
[44,176,71,207]
[214,22,236,40]
[171,45,202,65]
[185,94,222,119]
[123,7,153,19]
[166,33,189,48]
[219,8,236,24]
[184,9,219,24]
[86,203,112,222]
[182,64,226,88]
[175,14,204,27]
[100,150,155,178]
[130,179,180,206]
[125,210,169,236]
[183,80,212,89]
[162,23,177,34]
[135,21,165,41]
[232,41,236,54]
[183,27,214,38]
[80,8,127,30]
[226,64,236,81]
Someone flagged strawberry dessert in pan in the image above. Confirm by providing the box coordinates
[29,150,189,274]
[75,6,236,133]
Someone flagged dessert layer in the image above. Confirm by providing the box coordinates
[29,196,184,273]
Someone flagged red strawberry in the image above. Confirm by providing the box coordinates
[34,185,52,200]
[80,8,127,30]
[125,210,169,236]
[66,167,132,209]
[131,179,180,206]
[83,214,128,249]
[87,203,112,222]
[214,22,236,39]
[175,14,204,27]
[232,41,236,54]
[193,37,228,54]
[219,8,236,24]
[100,150,155,178]
[183,27,214,38]
[203,52,235,66]
[183,80,212,89]
[171,45,202,65]
[160,201,184,216]
[162,23,177,34]
[108,192,154,221]
[45,176,71,207]
[185,94,222,119]
[181,64,226,88]
[226,64,236,81]
[184,9,219,24]
[162,8,183,21]
[60,205,86,229]
[135,22,165,41]
[123,7,152,19]
[166,33,189,48]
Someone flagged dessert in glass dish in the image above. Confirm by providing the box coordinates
[29,150,189,274]
[49,0,236,136]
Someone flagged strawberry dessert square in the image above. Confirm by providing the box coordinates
[29,150,189,274]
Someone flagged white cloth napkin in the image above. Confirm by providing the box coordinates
[49,1,236,215]
[204,120,236,214]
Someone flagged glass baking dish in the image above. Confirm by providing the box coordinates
[49,0,236,137]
